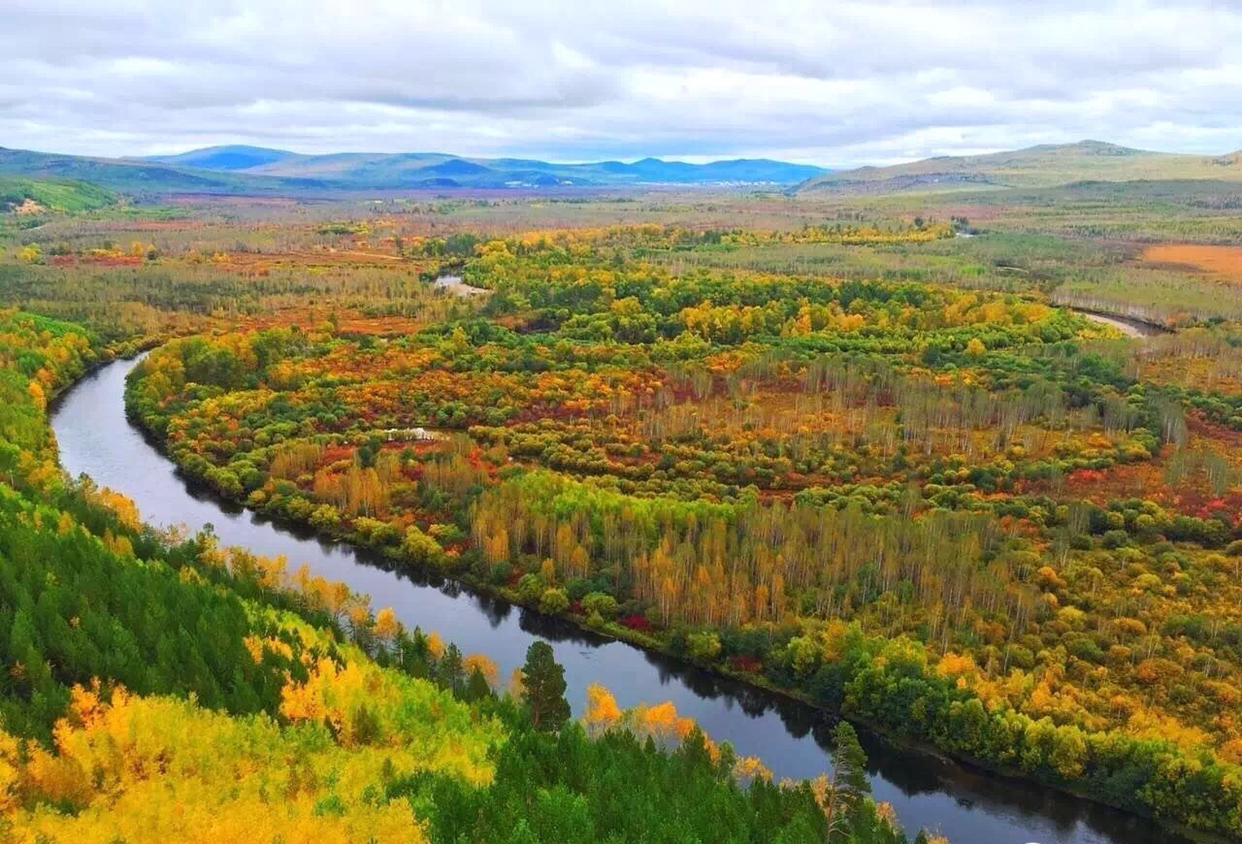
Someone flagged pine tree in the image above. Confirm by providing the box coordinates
[833,721,870,817]
[521,641,569,731]
[438,643,464,695]
[465,666,493,702]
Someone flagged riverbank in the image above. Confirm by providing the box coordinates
[1071,308,1171,339]
[14,333,910,844]
[111,353,1226,844]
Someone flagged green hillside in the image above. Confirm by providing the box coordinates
[0,147,330,195]
[0,177,117,213]
[797,140,1242,194]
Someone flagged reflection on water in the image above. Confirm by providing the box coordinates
[433,274,489,297]
[49,356,1192,844]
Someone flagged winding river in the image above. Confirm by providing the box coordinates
[51,356,1194,844]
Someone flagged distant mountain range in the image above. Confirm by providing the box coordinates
[794,140,1242,194]
[4,140,1241,200]
[140,146,829,188]
[0,145,827,195]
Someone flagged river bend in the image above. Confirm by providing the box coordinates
[50,356,1192,844]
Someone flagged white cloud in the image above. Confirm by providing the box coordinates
[0,0,1239,165]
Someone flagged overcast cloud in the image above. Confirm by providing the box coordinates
[2,0,1240,166]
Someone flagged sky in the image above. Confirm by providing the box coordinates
[2,0,1240,168]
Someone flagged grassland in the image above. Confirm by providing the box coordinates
[798,140,1242,194]
[5,175,1241,330]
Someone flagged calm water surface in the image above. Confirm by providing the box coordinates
[50,356,1194,844]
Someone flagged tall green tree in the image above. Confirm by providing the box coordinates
[521,641,570,732]
[834,721,871,819]
[464,666,493,702]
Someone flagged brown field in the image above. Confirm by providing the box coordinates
[220,247,408,266]
[1140,243,1242,283]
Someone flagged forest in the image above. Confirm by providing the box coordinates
[3,180,1242,841]
[0,306,921,842]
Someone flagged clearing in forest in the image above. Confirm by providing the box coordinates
[1140,243,1242,284]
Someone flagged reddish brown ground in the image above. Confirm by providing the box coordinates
[1140,244,1242,283]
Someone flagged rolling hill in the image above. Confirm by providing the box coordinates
[16,140,1240,198]
[133,144,302,171]
[796,140,1242,194]
[0,177,117,213]
[0,147,330,195]
[0,145,825,195]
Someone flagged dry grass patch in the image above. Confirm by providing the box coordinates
[1140,243,1242,283]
